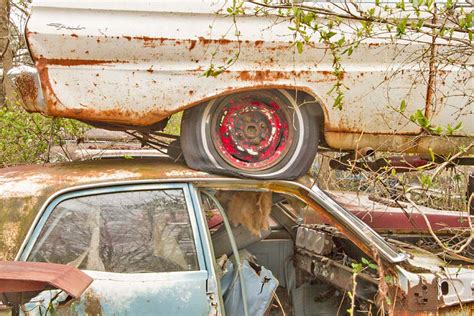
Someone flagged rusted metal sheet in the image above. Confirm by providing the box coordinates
[16,0,472,155]
[0,261,92,298]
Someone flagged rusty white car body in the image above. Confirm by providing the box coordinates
[19,1,473,142]
[11,0,473,179]
[0,158,474,315]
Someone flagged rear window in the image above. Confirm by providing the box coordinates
[28,189,199,273]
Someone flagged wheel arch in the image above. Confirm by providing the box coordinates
[181,85,329,147]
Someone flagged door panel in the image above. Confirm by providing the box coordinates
[18,184,210,315]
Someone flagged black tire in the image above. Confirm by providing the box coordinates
[181,89,319,180]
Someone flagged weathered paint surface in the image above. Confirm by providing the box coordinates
[0,158,213,260]
[20,0,473,154]
[22,271,210,315]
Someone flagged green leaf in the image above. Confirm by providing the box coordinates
[410,109,430,128]
[399,99,407,113]
[368,263,378,270]
[397,17,408,36]
[454,121,463,131]
[428,147,435,162]
[396,0,405,10]
[337,38,345,47]
[327,31,337,39]
[351,262,363,273]
[303,12,314,25]
[420,174,432,188]
[296,41,303,54]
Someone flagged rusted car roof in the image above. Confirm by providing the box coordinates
[1,157,470,261]
[0,261,92,299]
[0,157,219,260]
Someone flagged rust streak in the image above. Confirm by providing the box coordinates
[41,58,126,67]
[188,40,197,51]
[237,70,291,82]
[198,36,231,45]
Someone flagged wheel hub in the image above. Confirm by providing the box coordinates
[212,97,292,170]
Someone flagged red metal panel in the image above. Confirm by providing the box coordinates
[0,261,92,298]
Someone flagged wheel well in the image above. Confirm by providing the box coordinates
[280,89,327,148]
[179,88,328,147]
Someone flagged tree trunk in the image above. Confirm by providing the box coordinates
[0,0,13,107]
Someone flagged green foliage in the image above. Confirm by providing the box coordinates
[216,0,471,113]
[351,257,378,274]
[408,108,463,135]
[163,111,182,136]
[0,105,88,167]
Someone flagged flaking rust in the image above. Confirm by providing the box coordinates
[15,72,38,107]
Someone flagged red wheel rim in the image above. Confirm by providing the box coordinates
[210,95,293,171]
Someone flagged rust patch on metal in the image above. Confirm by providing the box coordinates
[198,36,231,45]
[84,291,103,316]
[368,42,382,47]
[238,70,291,82]
[188,39,197,51]
[399,278,438,312]
[15,72,38,105]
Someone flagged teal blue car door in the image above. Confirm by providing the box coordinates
[17,183,212,315]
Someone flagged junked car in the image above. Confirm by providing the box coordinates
[10,0,474,179]
[0,157,473,315]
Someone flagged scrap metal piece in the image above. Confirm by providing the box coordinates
[7,66,45,113]
[293,251,378,301]
[0,261,92,303]
[295,225,334,256]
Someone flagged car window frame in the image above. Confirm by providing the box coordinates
[17,183,207,273]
